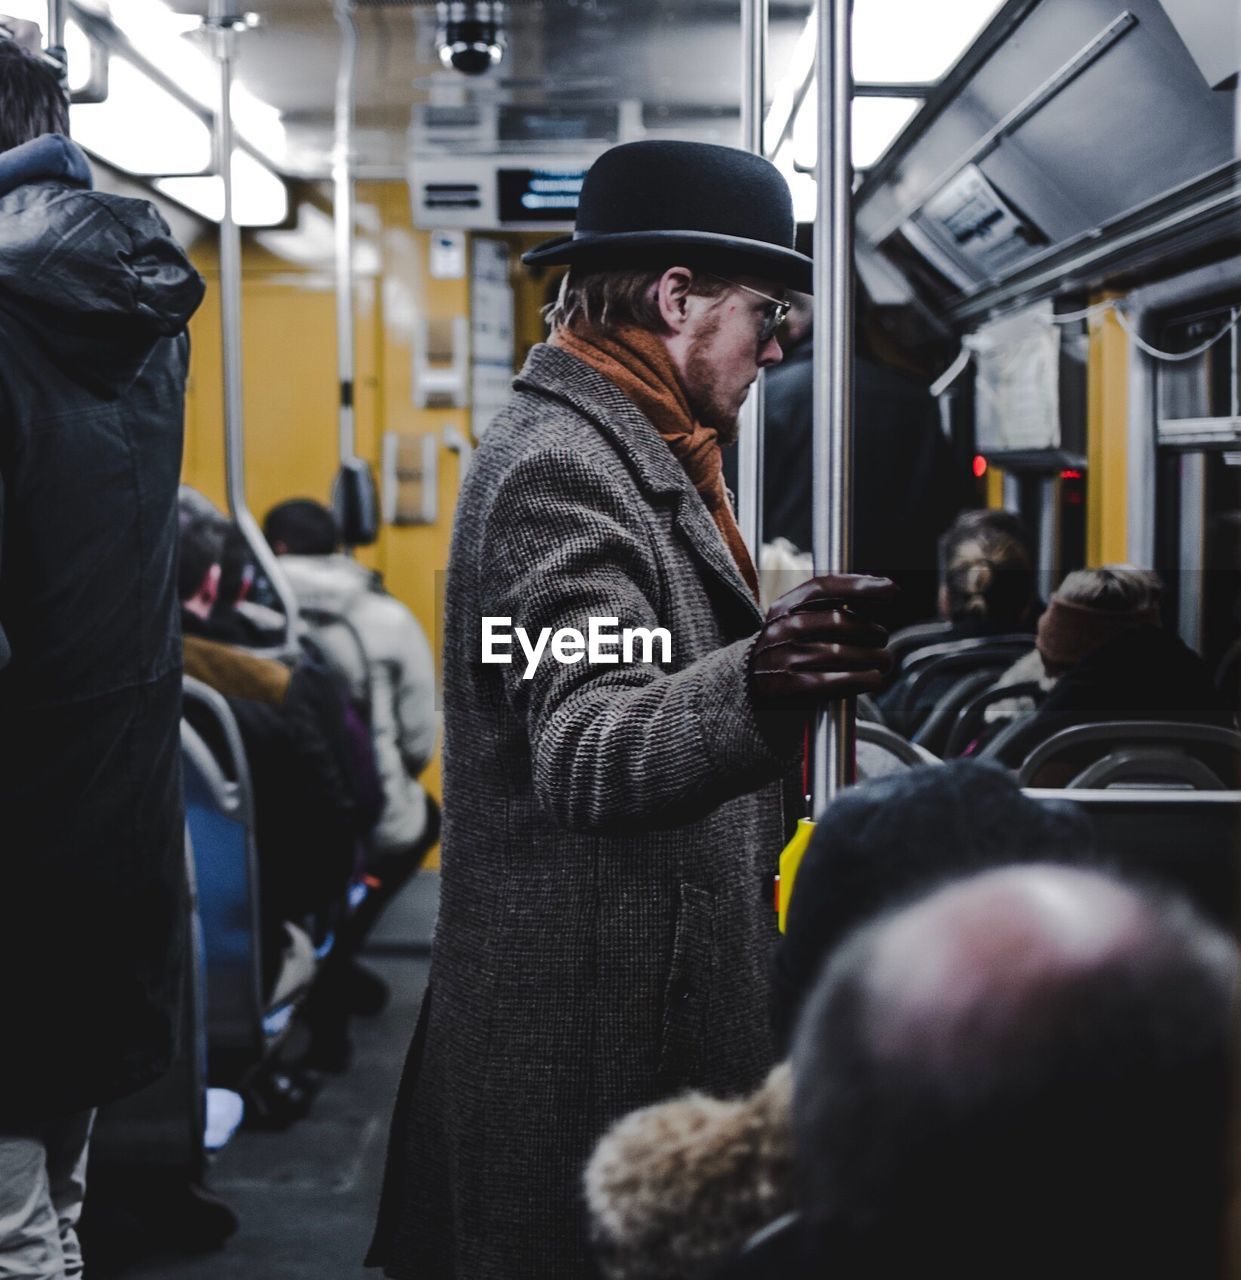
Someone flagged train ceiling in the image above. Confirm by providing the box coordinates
[169,0,816,179]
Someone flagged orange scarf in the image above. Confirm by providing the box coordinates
[550,325,759,598]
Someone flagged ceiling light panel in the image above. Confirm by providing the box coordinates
[853,0,1004,83]
[792,84,922,171]
[70,55,212,174]
[156,149,288,227]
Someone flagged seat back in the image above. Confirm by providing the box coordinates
[1017,721,1241,790]
[899,641,1034,736]
[945,680,1046,759]
[856,692,887,726]
[912,669,999,756]
[333,456,380,548]
[1025,787,1241,935]
[1216,637,1240,699]
[899,633,1034,678]
[857,720,942,775]
[181,678,266,1076]
[886,620,954,668]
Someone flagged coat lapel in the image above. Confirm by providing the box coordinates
[515,345,763,625]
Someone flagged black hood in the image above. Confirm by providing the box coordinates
[0,134,205,395]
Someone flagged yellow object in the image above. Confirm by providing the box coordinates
[777,816,816,934]
[179,182,477,869]
[1086,291,1130,566]
[985,463,1005,510]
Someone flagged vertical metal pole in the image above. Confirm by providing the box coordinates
[1037,474,1058,601]
[45,0,65,76]
[811,0,854,807]
[333,0,358,465]
[44,0,63,49]
[208,0,300,642]
[1177,452,1206,653]
[736,0,767,560]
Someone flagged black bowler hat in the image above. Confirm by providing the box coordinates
[522,140,813,294]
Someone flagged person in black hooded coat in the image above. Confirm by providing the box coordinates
[0,39,204,1275]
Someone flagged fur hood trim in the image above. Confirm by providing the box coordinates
[585,1064,793,1280]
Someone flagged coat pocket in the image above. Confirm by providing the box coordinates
[656,883,715,1093]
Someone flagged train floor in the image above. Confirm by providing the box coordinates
[90,869,440,1280]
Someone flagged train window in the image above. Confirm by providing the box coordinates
[1157,448,1241,676]
[1154,299,1241,673]
[1157,307,1240,430]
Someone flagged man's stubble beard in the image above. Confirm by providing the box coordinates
[683,314,743,446]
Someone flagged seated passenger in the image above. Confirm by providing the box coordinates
[583,762,1092,1280]
[176,488,284,647]
[177,505,361,995]
[879,508,1037,734]
[213,520,284,647]
[791,864,1237,1280]
[984,565,1235,778]
[263,498,438,870]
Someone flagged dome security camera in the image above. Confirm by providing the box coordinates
[436,1,505,76]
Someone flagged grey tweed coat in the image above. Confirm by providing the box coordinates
[369,344,797,1279]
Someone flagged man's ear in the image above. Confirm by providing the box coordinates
[654,266,696,335]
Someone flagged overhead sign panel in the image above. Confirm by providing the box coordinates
[496,168,586,224]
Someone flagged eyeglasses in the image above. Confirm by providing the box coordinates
[704,273,791,345]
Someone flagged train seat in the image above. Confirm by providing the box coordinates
[1015,721,1241,790]
[856,692,887,726]
[885,619,954,669]
[181,677,312,1083]
[857,720,941,777]
[945,680,1047,759]
[912,668,1000,756]
[1025,787,1241,936]
[886,637,1035,737]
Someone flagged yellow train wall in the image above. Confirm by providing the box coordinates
[181,182,485,869]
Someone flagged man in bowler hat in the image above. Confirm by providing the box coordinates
[368,140,894,1279]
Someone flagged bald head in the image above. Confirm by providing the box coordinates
[866,866,1162,1068]
[792,865,1237,1280]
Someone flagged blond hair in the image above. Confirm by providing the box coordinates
[1055,565,1163,612]
[939,510,1034,627]
[543,266,729,337]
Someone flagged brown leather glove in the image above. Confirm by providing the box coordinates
[747,574,897,706]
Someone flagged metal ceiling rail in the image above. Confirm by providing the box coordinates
[62,0,280,178]
[871,9,1140,247]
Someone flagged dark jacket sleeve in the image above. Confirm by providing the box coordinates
[219,672,358,922]
[0,470,8,673]
[479,449,792,835]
